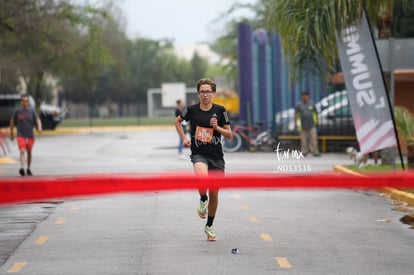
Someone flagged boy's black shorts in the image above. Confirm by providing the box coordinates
[190,154,225,173]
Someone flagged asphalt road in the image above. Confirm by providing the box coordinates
[1,129,414,274]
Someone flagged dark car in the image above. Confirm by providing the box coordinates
[274,90,358,151]
[0,94,66,130]
[275,90,355,136]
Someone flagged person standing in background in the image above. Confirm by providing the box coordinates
[9,94,42,176]
[295,91,320,156]
[175,99,187,160]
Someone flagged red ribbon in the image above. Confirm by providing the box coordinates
[1,172,414,205]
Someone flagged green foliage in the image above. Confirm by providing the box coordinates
[266,0,393,80]
[189,53,208,86]
[393,0,414,38]
[210,20,240,87]
[210,0,271,87]
[394,106,414,144]
[346,163,403,172]
[0,0,113,105]
[0,0,214,109]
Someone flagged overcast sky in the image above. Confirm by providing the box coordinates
[118,0,256,46]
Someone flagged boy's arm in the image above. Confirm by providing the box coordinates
[212,123,232,139]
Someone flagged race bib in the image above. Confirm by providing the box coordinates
[195,126,213,143]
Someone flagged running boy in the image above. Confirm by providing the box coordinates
[174,78,232,241]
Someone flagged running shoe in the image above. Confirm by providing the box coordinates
[197,200,208,219]
[19,168,25,176]
[26,169,33,176]
[204,225,217,241]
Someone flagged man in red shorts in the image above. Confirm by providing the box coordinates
[10,95,42,176]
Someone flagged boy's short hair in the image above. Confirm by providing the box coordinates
[196,78,216,92]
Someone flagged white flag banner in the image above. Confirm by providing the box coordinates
[335,13,397,153]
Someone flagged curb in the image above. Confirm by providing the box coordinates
[333,164,414,207]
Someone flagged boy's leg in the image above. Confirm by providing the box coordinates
[205,188,218,241]
[204,168,224,241]
[207,189,218,219]
[193,161,209,219]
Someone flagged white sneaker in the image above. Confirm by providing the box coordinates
[197,200,208,219]
[204,225,217,241]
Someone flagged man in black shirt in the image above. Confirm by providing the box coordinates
[174,78,232,241]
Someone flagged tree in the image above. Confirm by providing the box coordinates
[0,0,113,107]
[210,20,240,88]
[0,66,19,94]
[1,0,215,115]
[210,0,271,87]
[189,52,208,86]
[393,0,414,38]
[266,0,393,80]
[394,107,414,169]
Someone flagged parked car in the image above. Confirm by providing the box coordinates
[0,94,66,130]
[39,103,67,130]
[275,90,355,136]
[316,90,348,112]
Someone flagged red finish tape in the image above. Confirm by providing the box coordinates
[1,172,414,205]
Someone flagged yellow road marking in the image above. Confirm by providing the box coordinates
[35,235,48,245]
[7,262,27,273]
[0,157,18,164]
[241,204,250,210]
[250,217,259,223]
[260,233,273,242]
[275,257,292,269]
[55,218,65,225]
[234,194,241,199]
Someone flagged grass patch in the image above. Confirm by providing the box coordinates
[60,116,174,127]
[345,163,403,172]
[345,163,413,194]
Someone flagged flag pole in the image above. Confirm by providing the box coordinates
[362,7,405,170]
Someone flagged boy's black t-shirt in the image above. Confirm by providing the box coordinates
[181,103,230,159]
